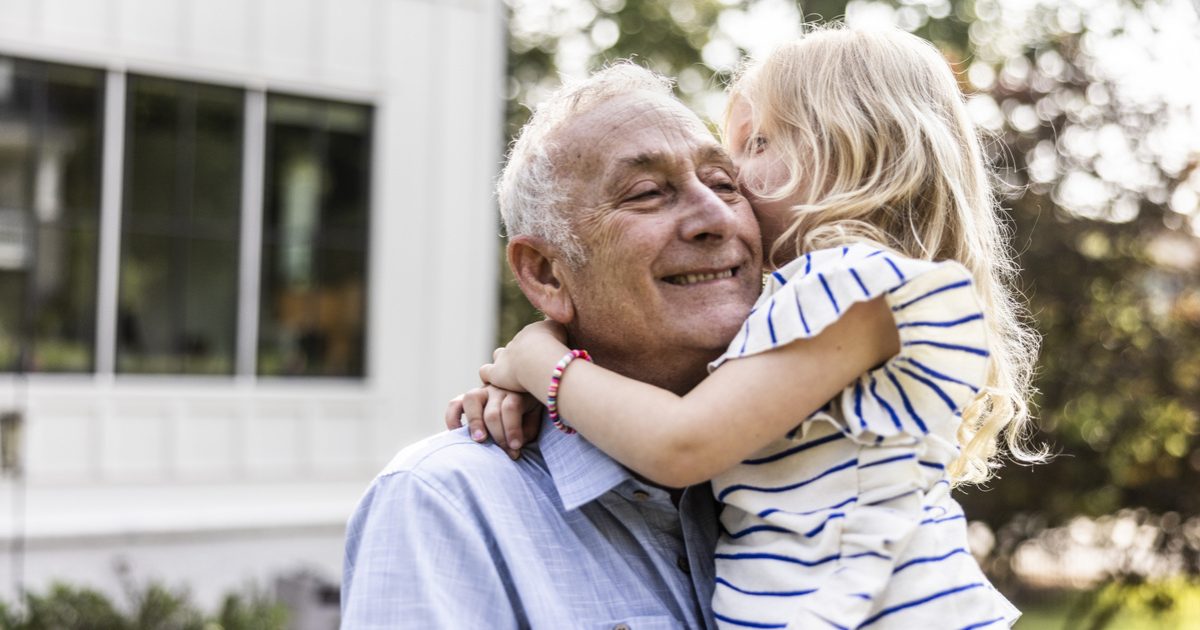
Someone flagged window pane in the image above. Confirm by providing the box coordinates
[116,234,238,374]
[0,56,103,373]
[0,270,24,371]
[259,95,370,377]
[324,126,370,235]
[117,233,174,372]
[118,75,242,374]
[31,225,98,371]
[193,87,243,227]
[125,78,180,226]
[0,59,35,211]
[183,237,237,374]
[45,63,104,222]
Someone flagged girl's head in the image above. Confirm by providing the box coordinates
[726,25,1043,484]
[726,26,989,267]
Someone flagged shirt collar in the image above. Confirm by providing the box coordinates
[538,412,633,511]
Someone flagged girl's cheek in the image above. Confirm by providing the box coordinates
[738,173,773,206]
[741,155,789,197]
[750,199,788,245]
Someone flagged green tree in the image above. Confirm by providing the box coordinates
[497,0,1200,581]
[942,0,1200,580]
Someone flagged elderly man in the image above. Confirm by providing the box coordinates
[340,64,762,628]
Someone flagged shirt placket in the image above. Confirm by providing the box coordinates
[619,480,708,628]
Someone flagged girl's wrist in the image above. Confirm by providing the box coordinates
[520,339,571,401]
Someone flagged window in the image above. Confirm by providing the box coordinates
[0,57,104,372]
[0,57,373,379]
[117,76,243,374]
[258,96,370,377]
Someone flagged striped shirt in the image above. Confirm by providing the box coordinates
[708,244,1021,629]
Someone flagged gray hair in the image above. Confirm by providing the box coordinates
[497,62,675,267]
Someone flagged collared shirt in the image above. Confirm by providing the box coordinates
[341,416,719,629]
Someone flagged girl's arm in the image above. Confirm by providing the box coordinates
[481,296,899,487]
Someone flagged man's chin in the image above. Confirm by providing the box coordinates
[681,310,751,355]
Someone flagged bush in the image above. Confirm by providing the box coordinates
[0,581,288,630]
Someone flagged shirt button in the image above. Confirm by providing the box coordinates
[613,624,631,630]
[676,555,690,574]
[631,489,650,501]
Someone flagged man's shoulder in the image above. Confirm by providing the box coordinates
[372,428,547,499]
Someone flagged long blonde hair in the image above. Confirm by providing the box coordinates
[727,25,1043,485]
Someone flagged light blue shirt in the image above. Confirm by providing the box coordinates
[341,416,719,629]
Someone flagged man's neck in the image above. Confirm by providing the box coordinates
[566,337,716,396]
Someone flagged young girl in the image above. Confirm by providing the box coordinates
[473,26,1037,629]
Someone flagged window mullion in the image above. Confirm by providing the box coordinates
[236,90,266,379]
[94,70,125,377]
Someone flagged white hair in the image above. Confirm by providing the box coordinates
[497,62,675,267]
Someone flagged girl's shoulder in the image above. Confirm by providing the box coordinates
[712,243,988,412]
[769,242,948,288]
[713,242,989,442]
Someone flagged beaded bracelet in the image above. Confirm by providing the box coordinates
[547,349,592,434]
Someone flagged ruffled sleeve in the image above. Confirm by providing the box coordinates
[710,243,990,444]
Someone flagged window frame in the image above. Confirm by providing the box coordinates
[0,54,374,381]
[256,92,373,379]
[115,73,246,376]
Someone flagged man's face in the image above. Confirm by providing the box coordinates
[555,91,763,364]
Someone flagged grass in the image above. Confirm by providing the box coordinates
[1013,579,1200,630]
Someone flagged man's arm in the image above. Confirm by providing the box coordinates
[341,471,520,629]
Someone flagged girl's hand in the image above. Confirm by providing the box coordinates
[480,320,571,395]
[444,385,543,459]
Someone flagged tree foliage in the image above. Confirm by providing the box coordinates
[498,0,1200,578]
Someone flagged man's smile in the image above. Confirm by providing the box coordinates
[660,265,741,286]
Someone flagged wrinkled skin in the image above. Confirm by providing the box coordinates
[448,90,764,452]
[553,91,764,392]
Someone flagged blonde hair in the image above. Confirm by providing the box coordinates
[727,26,1043,485]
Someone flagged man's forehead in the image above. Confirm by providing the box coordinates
[611,144,731,175]
[559,93,728,172]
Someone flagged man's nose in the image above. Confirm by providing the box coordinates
[679,180,739,243]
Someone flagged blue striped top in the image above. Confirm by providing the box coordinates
[707,244,1020,629]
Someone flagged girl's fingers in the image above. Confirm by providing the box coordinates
[521,398,543,444]
[479,363,492,385]
[482,387,518,459]
[461,387,488,442]
[452,385,529,460]
[500,392,526,453]
[444,395,465,431]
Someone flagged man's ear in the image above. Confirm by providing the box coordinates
[507,236,575,324]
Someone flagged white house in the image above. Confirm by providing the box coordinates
[0,0,504,611]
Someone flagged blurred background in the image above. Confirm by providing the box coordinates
[0,0,504,627]
[1,0,1199,628]
[497,0,1200,628]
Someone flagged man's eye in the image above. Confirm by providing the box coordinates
[711,181,738,193]
[626,188,662,202]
